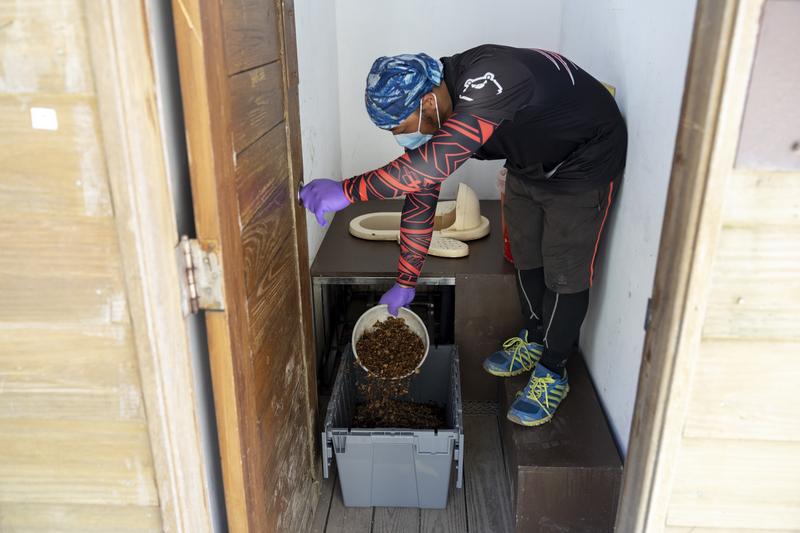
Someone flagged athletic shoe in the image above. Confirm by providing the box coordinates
[482,330,543,377]
[507,364,570,426]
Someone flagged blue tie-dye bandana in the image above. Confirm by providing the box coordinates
[365,53,443,129]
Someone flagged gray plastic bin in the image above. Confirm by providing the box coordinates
[322,344,464,508]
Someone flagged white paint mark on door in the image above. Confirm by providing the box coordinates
[30,107,58,130]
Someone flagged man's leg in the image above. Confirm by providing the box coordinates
[539,179,615,373]
[504,171,545,337]
[506,179,615,426]
[538,288,590,376]
[483,172,545,377]
[517,267,545,343]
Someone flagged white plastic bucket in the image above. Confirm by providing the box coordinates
[351,304,430,379]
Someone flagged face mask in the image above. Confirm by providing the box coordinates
[394,94,440,150]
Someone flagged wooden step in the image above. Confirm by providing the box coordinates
[499,354,622,532]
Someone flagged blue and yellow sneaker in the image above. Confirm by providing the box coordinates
[507,364,570,426]
[482,330,543,377]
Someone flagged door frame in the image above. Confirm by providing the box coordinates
[87,1,216,531]
[615,1,764,530]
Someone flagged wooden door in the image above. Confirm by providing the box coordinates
[171,1,318,531]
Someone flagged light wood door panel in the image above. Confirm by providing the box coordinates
[171,1,317,531]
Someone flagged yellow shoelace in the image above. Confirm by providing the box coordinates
[502,336,536,370]
[526,374,557,411]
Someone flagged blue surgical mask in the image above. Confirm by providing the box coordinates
[394,94,440,150]
[394,131,431,150]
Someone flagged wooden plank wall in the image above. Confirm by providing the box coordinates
[664,1,800,530]
[0,1,162,530]
[665,176,800,531]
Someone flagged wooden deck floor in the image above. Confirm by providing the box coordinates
[311,413,514,533]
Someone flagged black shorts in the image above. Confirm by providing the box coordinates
[503,172,616,293]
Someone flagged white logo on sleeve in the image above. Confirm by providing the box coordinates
[459,72,503,102]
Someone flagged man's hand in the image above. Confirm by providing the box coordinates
[298,179,351,227]
[379,283,416,316]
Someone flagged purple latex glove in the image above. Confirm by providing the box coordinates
[298,178,351,227]
[380,283,416,316]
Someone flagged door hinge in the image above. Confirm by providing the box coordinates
[176,236,225,315]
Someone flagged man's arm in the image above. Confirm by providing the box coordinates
[397,185,442,287]
[343,113,499,201]
[343,113,498,287]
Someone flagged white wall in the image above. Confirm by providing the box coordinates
[295,0,343,262]
[559,0,698,454]
[334,0,562,201]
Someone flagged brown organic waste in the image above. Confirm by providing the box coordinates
[354,396,445,430]
[355,316,425,379]
[353,317,445,429]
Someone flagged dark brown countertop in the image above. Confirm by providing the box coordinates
[310,200,516,281]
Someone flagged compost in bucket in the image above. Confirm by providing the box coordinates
[355,316,425,378]
[353,317,445,429]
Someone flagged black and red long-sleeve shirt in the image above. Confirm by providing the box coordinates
[343,44,627,287]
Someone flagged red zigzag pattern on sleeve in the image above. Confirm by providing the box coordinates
[343,114,499,285]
